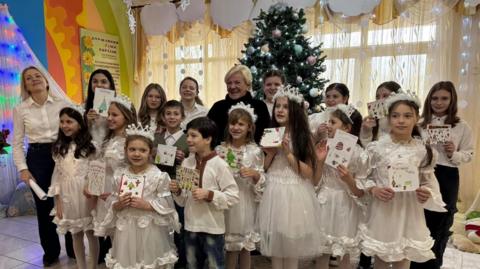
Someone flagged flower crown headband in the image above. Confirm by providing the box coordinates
[385,90,421,110]
[272,84,304,104]
[111,94,133,109]
[68,103,85,115]
[334,104,356,124]
[125,123,154,141]
[228,102,257,122]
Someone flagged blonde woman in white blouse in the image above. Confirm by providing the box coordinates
[13,66,70,266]
[411,81,474,269]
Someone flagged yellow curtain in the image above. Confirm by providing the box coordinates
[134,3,480,210]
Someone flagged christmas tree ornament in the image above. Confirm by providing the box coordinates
[309,88,319,97]
[250,66,258,74]
[272,29,282,38]
[247,46,255,55]
[307,55,317,65]
[293,44,303,55]
[297,76,303,83]
[302,24,309,33]
[261,43,270,53]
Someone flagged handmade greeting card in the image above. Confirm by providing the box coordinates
[176,167,200,191]
[426,124,451,144]
[325,129,358,168]
[93,88,115,117]
[119,173,146,198]
[260,127,286,148]
[86,160,106,196]
[388,164,419,192]
[367,100,388,119]
[155,144,177,166]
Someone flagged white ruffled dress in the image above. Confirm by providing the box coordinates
[358,136,446,263]
[104,165,179,269]
[257,150,321,258]
[93,135,126,237]
[316,144,367,261]
[215,143,265,251]
[48,143,93,234]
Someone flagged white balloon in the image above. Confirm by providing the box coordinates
[211,0,253,30]
[249,0,276,20]
[458,100,468,109]
[328,0,380,16]
[177,0,206,22]
[282,0,317,9]
[141,3,178,36]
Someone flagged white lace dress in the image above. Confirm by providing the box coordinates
[257,150,321,258]
[93,135,126,237]
[358,136,446,263]
[48,144,93,234]
[104,165,179,269]
[90,116,108,145]
[215,143,265,251]
[316,144,367,261]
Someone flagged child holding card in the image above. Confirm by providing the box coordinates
[90,95,137,263]
[313,104,366,268]
[360,81,401,147]
[258,85,321,269]
[84,69,116,145]
[359,92,446,269]
[309,83,350,142]
[48,106,99,269]
[103,123,179,268]
[169,117,239,269]
[215,102,265,269]
[153,100,189,268]
[412,81,474,269]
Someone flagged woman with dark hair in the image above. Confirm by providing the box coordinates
[84,69,116,144]
[12,66,73,266]
[179,76,208,130]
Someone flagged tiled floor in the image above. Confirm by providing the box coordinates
[0,215,479,268]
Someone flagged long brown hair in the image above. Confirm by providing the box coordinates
[388,100,433,168]
[138,83,167,128]
[103,102,137,143]
[180,77,204,105]
[420,81,460,129]
[372,81,401,140]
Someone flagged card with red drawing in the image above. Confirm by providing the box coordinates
[367,100,388,119]
[325,129,358,168]
[260,127,286,148]
[387,164,419,192]
[119,173,146,198]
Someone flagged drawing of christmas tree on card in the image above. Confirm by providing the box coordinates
[176,167,199,191]
[119,173,145,198]
[93,88,115,117]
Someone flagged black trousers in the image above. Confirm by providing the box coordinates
[174,203,187,268]
[26,143,74,262]
[411,165,459,269]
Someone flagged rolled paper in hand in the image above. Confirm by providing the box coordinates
[29,180,47,200]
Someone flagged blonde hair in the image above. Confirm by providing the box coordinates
[20,66,50,100]
[224,65,252,88]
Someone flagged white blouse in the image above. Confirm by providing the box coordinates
[180,103,208,130]
[13,95,69,171]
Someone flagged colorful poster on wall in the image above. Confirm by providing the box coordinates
[79,28,121,96]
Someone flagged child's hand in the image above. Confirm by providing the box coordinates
[192,188,210,201]
[175,150,185,163]
[113,193,132,211]
[239,167,260,183]
[129,197,152,210]
[362,116,377,130]
[416,187,431,204]
[443,141,455,158]
[281,136,291,154]
[99,192,111,201]
[83,187,93,199]
[371,187,395,202]
[316,123,328,138]
[337,164,353,182]
[169,180,181,195]
[19,169,35,186]
[262,147,277,156]
[86,109,100,122]
[56,205,63,219]
[315,140,328,163]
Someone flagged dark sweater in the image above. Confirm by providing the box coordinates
[207,92,271,143]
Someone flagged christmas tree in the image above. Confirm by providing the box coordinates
[240,3,328,113]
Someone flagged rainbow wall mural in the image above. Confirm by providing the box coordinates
[45,0,133,103]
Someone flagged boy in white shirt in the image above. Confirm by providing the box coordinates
[170,117,239,269]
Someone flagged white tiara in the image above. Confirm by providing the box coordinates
[228,102,258,122]
[126,123,154,141]
[335,104,356,123]
[111,94,132,109]
[385,90,421,110]
[273,84,304,104]
[67,103,85,115]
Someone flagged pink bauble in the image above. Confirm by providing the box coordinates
[272,29,282,38]
[307,55,317,65]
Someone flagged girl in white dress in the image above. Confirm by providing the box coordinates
[258,85,321,269]
[89,96,137,263]
[104,125,179,268]
[48,106,99,269]
[359,92,446,269]
[138,83,167,132]
[359,81,401,147]
[215,102,265,269]
[314,105,366,269]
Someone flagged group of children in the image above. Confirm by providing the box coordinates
[44,67,473,269]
